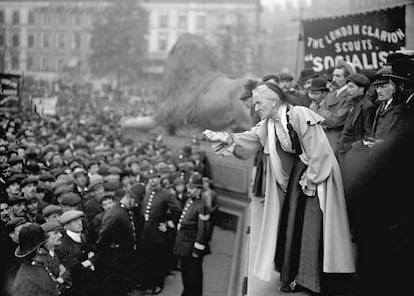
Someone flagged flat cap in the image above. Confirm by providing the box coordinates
[42,204,63,217]
[8,155,24,165]
[6,174,26,187]
[346,73,371,88]
[60,193,81,206]
[39,173,55,182]
[72,166,87,176]
[41,221,63,233]
[58,210,84,225]
[88,175,104,191]
[5,217,29,233]
[108,166,123,175]
[20,177,38,188]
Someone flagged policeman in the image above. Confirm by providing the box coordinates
[174,171,211,296]
[138,167,181,295]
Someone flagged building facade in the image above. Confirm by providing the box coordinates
[0,0,260,80]
[142,0,260,75]
[0,0,108,80]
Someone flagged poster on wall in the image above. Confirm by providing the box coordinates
[31,96,58,116]
[303,6,406,73]
[0,73,21,114]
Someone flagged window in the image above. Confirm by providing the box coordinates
[58,13,66,26]
[217,14,225,27]
[27,56,33,71]
[74,13,82,25]
[57,33,65,49]
[12,56,19,70]
[158,32,168,51]
[28,34,34,48]
[73,32,81,49]
[12,11,20,25]
[28,11,35,25]
[159,13,169,28]
[42,13,51,25]
[177,14,187,29]
[42,57,49,71]
[56,57,65,71]
[12,34,19,47]
[0,11,4,24]
[42,33,50,48]
[196,15,206,29]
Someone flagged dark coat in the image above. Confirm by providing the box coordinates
[338,95,376,153]
[11,255,59,296]
[174,196,211,257]
[140,187,182,245]
[372,102,404,140]
[96,202,136,252]
[318,88,354,153]
[55,232,98,296]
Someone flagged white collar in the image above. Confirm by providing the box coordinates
[66,230,82,243]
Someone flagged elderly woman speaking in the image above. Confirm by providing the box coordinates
[203,82,355,294]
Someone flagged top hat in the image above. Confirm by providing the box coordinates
[15,223,47,258]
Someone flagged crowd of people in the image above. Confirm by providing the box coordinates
[1,49,413,296]
[0,90,219,296]
[204,50,414,295]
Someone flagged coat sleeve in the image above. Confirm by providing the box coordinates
[96,212,118,250]
[214,122,263,160]
[362,102,377,139]
[166,192,182,224]
[318,93,354,129]
[193,201,211,256]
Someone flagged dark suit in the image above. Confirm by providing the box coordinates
[174,195,211,296]
[139,187,181,290]
[55,232,98,296]
[96,202,137,296]
[339,95,376,153]
[372,101,404,140]
[318,87,354,154]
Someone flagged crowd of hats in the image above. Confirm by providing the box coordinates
[0,85,212,243]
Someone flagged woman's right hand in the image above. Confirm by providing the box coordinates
[202,129,229,144]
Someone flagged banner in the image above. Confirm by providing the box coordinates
[0,73,21,113]
[31,96,58,116]
[303,6,405,73]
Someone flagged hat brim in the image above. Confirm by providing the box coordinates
[310,87,329,92]
[372,79,390,85]
[15,239,47,258]
[60,212,84,225]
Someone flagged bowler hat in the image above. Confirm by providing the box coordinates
[299,68,316,82]
[310,77,329,92]
[346,73,371,88]
[59,210,84,225]
[278,72,294,82]
[15,223,47,258]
